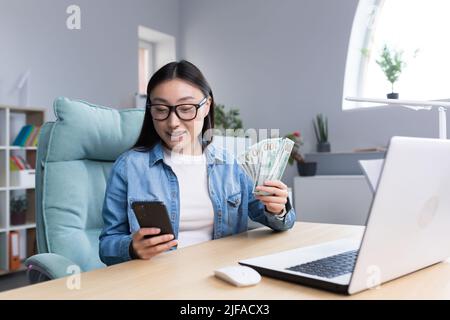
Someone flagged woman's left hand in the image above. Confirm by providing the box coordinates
[254,180,288,215]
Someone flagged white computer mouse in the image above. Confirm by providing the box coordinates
[214,265,261,287]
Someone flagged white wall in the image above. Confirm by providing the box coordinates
[0,0,180,120]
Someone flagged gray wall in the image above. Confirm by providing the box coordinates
[0,0,180,120]
[180,0,443,187]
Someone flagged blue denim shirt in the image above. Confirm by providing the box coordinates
[99,141,296,265]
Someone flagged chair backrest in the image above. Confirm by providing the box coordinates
[35,97,144,271]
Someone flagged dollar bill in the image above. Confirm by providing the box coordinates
[254,138,282,196]
[238,137,293,197]
[267,138,294,182]
[238,140,263,181]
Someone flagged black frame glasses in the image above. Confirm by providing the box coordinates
[147,97,208,121]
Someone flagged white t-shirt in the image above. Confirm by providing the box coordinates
[162,147,214,248]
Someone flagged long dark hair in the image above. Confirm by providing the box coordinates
[133,60,215,152]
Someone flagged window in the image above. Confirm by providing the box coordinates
[138,40,155,95]
[343,0,450,109]
[136,26,176,107]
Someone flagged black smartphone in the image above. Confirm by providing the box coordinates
[131,201,175,239]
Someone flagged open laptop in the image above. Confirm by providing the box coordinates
[240,136,450,294]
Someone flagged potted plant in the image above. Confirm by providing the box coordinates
[313,113,330,152]
[10,195,27,225]
[285,131,317,177]
[211,103,247,154]
[376,44,406,99]
[214,104,243,133]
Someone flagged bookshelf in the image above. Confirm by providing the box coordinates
[0,104,45,276]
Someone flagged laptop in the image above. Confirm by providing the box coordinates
[240,136,450,294]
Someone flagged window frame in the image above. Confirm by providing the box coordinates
[136,25,176,107]
[138,40,156,95]
[343,0,450,110]
[342,0,385,110]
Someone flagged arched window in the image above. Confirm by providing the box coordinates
[343,0,450,109]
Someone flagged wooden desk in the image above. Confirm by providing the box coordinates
[1,222,450,299]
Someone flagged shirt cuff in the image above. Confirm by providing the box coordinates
[273,207,287,220]
[265,206,287,220]
[129,241,139,259]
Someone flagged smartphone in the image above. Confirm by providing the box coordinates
[131,201,175,239]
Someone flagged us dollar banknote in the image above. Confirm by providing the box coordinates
[238,137,294,196]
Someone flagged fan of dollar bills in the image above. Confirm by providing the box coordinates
[237,138,294,196]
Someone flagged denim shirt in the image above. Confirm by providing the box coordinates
[99,141,296,265]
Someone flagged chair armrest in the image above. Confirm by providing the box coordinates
[25,253,79,284]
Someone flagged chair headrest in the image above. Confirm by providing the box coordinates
[46,97,145,162]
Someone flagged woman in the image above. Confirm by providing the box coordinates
[99,60,296,265]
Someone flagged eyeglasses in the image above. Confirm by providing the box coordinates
[147,97,208,121]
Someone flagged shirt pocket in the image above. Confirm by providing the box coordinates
[227,192,241,207]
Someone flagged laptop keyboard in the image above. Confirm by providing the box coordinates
[286,250,359,279]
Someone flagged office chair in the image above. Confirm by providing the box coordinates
[25,97,144,283]
[25,97,259,283]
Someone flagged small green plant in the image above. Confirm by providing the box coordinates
[313,113,328,143]
[214,104,243,132]
[284,131,305,165]
[10,196,27,214]
[376,44,406,94]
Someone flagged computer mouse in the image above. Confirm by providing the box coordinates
[214,265,261,287]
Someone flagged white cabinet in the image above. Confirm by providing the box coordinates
[293,175,373,226]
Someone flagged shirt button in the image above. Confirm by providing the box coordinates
[171,192,176,197]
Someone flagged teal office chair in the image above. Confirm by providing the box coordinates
[25,97,144,283]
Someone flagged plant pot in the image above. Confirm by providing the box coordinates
[297,161,317,177]
[317,142,330,153]
[11,210,26,225]
[387,92,399,99]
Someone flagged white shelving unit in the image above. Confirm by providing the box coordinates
[0,104,45,276]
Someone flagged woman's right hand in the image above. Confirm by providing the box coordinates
[131,228,178,260]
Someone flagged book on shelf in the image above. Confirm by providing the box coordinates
[26,126,40,146]
[12,125,40,147]
[10,155,32,171]
[9,231,21,271]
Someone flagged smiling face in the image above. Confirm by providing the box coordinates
[149,78,211,154]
